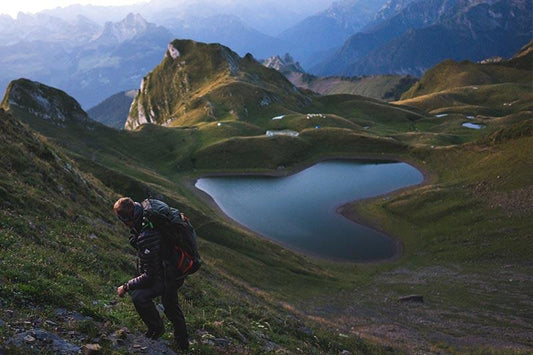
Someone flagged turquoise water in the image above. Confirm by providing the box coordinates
[195,160,423,261]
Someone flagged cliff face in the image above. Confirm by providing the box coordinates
[125,39,310,130]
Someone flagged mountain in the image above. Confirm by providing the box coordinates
[395,42,533,118]
[164,15,292,59]
[263,53,417,100]
[91,13,154,46]
[262,53,305,74]
[313,0,533,76]
[126,39,311,129]
[88,90,137,129]
[277,0,388,68]
[0,13,173,109]
[1,78,89,124]
[0,13,101,46]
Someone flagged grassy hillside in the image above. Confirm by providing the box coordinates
[0,111,381,353]
[287,72,418,101]
[126,40,310,129]
[401,59,532,100]
[2,40,532,353]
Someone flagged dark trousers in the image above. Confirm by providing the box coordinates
[130,277,187,341]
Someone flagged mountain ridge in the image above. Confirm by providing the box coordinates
[313,0,532,76]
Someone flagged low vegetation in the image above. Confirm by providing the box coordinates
[1,40,531,353]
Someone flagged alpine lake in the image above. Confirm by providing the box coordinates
[195,160,424,262]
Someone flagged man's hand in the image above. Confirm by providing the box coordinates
[117,285,127,298]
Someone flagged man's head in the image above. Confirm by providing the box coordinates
[114,197,136,226]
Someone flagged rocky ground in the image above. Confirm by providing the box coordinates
[0,307,240,354]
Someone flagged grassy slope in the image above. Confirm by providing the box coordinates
[287,72,418,101]
[2,53,532,352]
[332,130,533,352]
[0,108,382,353]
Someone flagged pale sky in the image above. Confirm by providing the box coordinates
[0,0,148,17]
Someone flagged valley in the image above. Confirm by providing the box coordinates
[0,24,531,355]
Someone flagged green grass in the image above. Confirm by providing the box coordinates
[1,51,532,352]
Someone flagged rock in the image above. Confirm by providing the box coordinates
[341,351,352,355]
[7,329,81,353]
[55,308,68,317]
[0,318,5,327]
[23,335,36,343]
[82,343,101,354]
[214,337,232,346]
[113,327,128,340]
[398,295,424,303]
[263,340,281,352]
[45,320,58,327]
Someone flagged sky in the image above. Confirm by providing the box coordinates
[0,0,148,17]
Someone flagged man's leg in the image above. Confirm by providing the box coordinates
[130,285,165,339]
[162,277,189,350]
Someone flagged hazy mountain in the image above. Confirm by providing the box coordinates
[277,0,388,67]
[313,0,533,76]
[126,39,310,129]
[88,90,137,129]
[0,13,101,46]
[37,0,332,37]
[368,0,416,25]
[0,14,173,109]
[165,15,292,59]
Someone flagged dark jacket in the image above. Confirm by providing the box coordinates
[126,218,164,290]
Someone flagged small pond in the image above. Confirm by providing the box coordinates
[462,122,486,130]
[195,160,423,261]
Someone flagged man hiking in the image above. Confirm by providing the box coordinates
[114,197,194,351]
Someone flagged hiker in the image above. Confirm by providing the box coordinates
[114,197,192,351]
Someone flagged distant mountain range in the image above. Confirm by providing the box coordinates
[312,0,533,76]
[276,0,388,68]
[1,0,530,109]
[0,13,173,108]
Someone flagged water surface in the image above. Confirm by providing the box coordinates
[195,160,423,261]
[462,122,485,129]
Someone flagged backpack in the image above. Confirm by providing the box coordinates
[141,198,202,277]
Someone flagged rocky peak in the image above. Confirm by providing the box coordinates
[1,79,89,124]
[94,13,150,44]
[263,54,305,74]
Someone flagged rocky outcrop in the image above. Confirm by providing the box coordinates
[263,54,305,75]
[1,78,89,124]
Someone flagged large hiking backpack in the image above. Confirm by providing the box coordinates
[141,198,202,277]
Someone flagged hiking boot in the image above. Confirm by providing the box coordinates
[174,334,189,351]
[150,326,165,340]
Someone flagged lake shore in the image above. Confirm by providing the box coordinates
[182,154,432,264]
